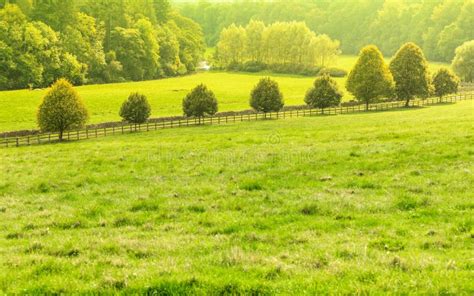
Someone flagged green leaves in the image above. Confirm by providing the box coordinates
[250,78,284,113]
[389,42,431,104]
[119,93,151,124]
[452,40,474,83]
[432,68,459,98]
[37,79,88,139]
[346,45,394,108]
[182,84,218,118]
[305,75,343,109]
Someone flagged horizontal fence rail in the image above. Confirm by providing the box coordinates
[2,92,473,148]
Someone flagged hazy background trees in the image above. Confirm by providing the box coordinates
[216,21,341,74]
[0,0,205,90]
[179,0,473,63]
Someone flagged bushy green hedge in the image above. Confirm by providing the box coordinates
[223,62,346,77]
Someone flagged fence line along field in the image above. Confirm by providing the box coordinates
[0,55,449,133]
[0,100,472,293]
[2,92,473,147]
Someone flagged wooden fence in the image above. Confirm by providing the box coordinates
[2,92,473,148]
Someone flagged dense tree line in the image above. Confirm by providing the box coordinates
[0,0,205,90]
[216,21,341,74]
[179,0,473,62]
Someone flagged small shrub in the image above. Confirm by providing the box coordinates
[241,61,267,72]
[305,75,343,111]
[37,79,88,141]
[250,77,284,113]
[319,67,347,77]
[119,92,151,124]
[182,84,218,121]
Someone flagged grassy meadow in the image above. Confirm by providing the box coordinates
[0,55,448,132]
[0,100,472,293]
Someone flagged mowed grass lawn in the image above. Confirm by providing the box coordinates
[0,101,472,293]
[0,55,448,132]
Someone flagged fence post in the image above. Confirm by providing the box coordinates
[37,134,40,144]
[48,133,51,143]
[77,130,79,140]
[16,137,19,147]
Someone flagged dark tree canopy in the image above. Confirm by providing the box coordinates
[389,42,431,106]
[182,84,218,119]
[37,79,88,140]
[432,68,459,98]
[119,93,152,124]
[346,45,394,109]
[305,75,343,110]
[250,77,284,113]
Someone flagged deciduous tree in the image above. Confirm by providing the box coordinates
[432,68,459,99]
[451,40,474,82]
[183,84,218,122]
[119,93,151,124]
[37,79,88,141]
[346,45,393,110]
[389,42,431,106]
[305,75,342,112]
[250,78,284,114]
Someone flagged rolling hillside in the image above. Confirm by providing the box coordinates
[1,100,472,293]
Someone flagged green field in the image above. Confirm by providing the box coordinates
[0,55,448,132]
[1,100,472,293]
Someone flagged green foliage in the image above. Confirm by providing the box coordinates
[250,77,284,113]
[390,43,431,106]
[103,51,123,83]
[451,40,474,82]
[0,1,205,90]
[432,68,459,98]
[182,84,218,118]
[180,0,471,62]
[37,79,88,140]
[154,0,171,24]
[0,4,86,90]
[346,45,394,109]
[63,12,106,82]
[305,75,342,110]
[217,21,340,73]
[119,93,151,124]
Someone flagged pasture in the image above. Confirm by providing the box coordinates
[0,55,448,132]
[0,100,472,293]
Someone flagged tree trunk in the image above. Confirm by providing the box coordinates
[366,101,369,111]
[405,98,410,107]
[59,130,63,142]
